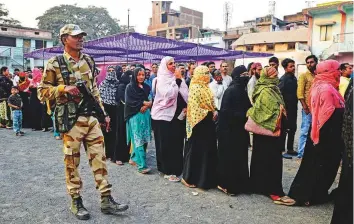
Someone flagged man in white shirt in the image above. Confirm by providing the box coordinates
[12,68,20,86]
[209,69,225,110]
[220,62,232,89]
[247,62,262,104]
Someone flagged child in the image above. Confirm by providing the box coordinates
[8,86,24,136]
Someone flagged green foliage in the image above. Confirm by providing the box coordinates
[0,3,21,25]
[36,5,121,45]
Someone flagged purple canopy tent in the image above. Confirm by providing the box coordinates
[24,32,272,63]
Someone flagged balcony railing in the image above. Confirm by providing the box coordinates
[0,47,36,59]
[321,33,353,59]
[0,46,11,57]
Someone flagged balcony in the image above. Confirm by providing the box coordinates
[321,33,353,59]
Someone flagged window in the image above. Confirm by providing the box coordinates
[288,42,296,50]
[266,44,274,51]
[1,27,7,31]
[23,39,31,53]
[320,25,332,41]
[35,40,47,49]
[34,32,40,35]
[246,45,253,51]
[161,14,167,23]
[0,36,16,47]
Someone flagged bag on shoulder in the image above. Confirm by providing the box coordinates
[245,116,281,137]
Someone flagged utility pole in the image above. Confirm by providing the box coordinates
[268,1,276,16]
[305,1,316,8]
[223,2,233,33]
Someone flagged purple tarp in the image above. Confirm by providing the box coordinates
[24,32,272,62]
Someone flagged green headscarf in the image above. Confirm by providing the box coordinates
[246,68,285,132]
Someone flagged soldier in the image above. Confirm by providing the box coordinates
[38,24,128,220]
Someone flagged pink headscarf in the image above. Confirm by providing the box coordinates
[309,60,345,145]
[32,68,42,86]
[251,62,262,69]
[151,56,189,121]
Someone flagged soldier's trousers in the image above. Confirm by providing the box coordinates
[62,116,112,198]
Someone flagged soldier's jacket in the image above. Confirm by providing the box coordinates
[38,51,105,112]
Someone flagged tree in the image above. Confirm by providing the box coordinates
[0,3,21,25]
[36,5,121,45]
[119,25,135,33]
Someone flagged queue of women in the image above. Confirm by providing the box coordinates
[98,56,352,223]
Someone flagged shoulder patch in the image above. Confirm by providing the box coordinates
[47,56,58,64]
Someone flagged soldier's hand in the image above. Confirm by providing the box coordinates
[64,86,80,96]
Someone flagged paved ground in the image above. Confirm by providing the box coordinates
[0,108,336,224]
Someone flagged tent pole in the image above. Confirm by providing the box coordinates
[242,51,245,65]
[196,44,199,66]
[143,52,145,66]
[126,8,130,65]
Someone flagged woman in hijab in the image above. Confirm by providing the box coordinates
[217,65,252,195]
[17,72,31,128]
[115,65,123,81]
[248,66,295,206]
[289,60,345,206]
[182,66,218,189]
[151,56,189,182]
[112,70,132,165]
[29,68,43,131]
[331,79,353,224]
[125,67,152,174]
[99,65,120,161]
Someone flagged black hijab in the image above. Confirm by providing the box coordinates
[124,68,150,120]
[230,65,250,87]
[219,65,252,120]
[117,70,132,103]
[115,65,123,80]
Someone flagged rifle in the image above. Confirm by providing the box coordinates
[76,80,106,125]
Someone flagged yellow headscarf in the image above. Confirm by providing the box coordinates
[186,66,216,139]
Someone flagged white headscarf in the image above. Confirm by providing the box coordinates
[156,56,188,104]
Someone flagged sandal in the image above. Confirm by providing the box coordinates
[55,136,62,140]
[116,161,124,165]
[217,186,235,196]
[138,168,151,174]
[273,196,296,206]
[129,159,136,166]
[181,179,196,188]
[168,175,181,182]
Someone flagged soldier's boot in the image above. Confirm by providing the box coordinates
[100,195,129,215]
[71,196,90,220]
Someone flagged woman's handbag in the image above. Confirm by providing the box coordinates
[244,116,281,137]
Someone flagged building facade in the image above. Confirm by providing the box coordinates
[0,24,53,71]
[147,1,203,40]
[184,28,225,48]
[303,1,353,63]
[224,13,308,50]
[231,28,311,77]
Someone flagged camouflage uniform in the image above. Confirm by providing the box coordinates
[38,43,111,198]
